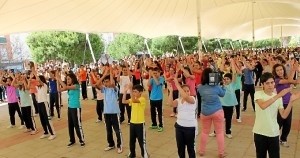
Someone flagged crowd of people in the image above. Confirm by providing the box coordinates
[2,47,300,158]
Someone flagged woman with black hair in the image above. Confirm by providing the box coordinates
[197,68,226,158]
[56,71,85,147]
[31,70,56,140]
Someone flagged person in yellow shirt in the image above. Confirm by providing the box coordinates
[122,84,149,158]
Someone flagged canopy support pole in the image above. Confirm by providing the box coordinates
[217,39,223,52]
[281,25,283,47]
[202,40,207,53]
[144,39,152,57]
[239,40,243,50]
[271,19,274,54]
[196,0,203,60]
[178,37,186,55]
[230,41,234,50]
[86,33,96,63]
[251,1,256,48]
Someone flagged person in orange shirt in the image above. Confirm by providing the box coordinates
[28,73,39,115]
[79,65,88,100]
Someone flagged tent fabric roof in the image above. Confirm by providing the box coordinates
[0,0,299,40]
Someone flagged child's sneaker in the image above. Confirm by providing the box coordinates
[157,127,163,132]
[7,125,15,128]
[30,130,38,135]
[80,142,85,147]
[24,129,32,133]
[149,125,158,129]
[280,141,289,148]
[104,146,115,151]
[209,132,216,137]
[67,142,75,148]
[236,118,242,123]
[40,134,49,139]
[48,135,56,140]
[117,147,123,154]
[18,125,25,129]
[225,134,233,139]
[95,119,101,123]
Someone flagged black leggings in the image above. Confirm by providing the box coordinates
[254,133,279,158]
[8,102,24,126]
[175,123,196,158]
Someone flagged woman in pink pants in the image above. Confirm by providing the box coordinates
[197,68,226,158]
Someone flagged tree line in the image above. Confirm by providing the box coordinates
[27,31,299,63]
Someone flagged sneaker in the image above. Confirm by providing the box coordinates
[242,109,246,112]
[149,125,158,129]
[225,134,233,139]
[280,141,289,148]
[67,142,75,148]
[157,127,163,132]
[40,134,49,139]
[48,135,56,140]
[95,119,101,123]
[209,132,216,137]
[104,146,115,151]
[30,130,38,135]
[80,142,85,147]
[117,147,123,154]
[57,118,61,121]
[24,129,32,133]
[18,125,25,129]
[127,153,136,158]
[170,113,175,117]
[7,125,16,128]
[237,118,242,123]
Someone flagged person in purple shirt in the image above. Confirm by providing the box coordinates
[0,72,24,129]
[273,62,300,147]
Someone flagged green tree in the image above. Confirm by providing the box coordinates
[107,33,145,59]
[27,31,104,64]
[150,36,179,56]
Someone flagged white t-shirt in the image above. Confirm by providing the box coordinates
[119,76,131,94]
[176,97,197,127]
[96,88,104,100]
[36,83,48,103]
[252,91,283,137]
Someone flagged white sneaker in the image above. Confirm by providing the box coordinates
[30,130,38,135]
[48,135,56,140]
[7,125,16,128]
[237,118,242,123]
[18,125,25,129]
[280,141,289,148]
[24,129,32,133]
[40,134,49,139]
[117,147,123,154]
[209,132,216,137]
[95,119,101,123]
[225,134,233,139]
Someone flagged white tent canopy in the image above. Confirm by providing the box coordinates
[0,0,300,40]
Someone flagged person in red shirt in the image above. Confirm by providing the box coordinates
[192,61,203,118]
[78,65,88,100]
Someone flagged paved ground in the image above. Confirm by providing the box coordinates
[0,88,300,158]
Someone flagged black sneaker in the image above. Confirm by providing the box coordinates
[80,142,85,147]
[67,142,75,148]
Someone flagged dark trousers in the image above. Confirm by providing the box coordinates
[119,94,131,123]
[172,90,179,114]
[129,123,148,158]
[68,108,85,143]
[81,81,87,99]
[222,106,234,134]
[150,100,163,127]
[104,114,122,148]
[175,123,196,158]
[8,102,24,126]
[235,89,241,119]
[0,86,4,101]
[254,133,280,158]
[96,100,104,121]
[92,87,97,99]
[243,84,255,111]
[21,106,36,130]
[38,102,54,135]
[255,72,262,86]
[49,93,60,118]
[133,78,141,86]
[277,104,292,142]
[196,91,202,117]
[31,93,38,114]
